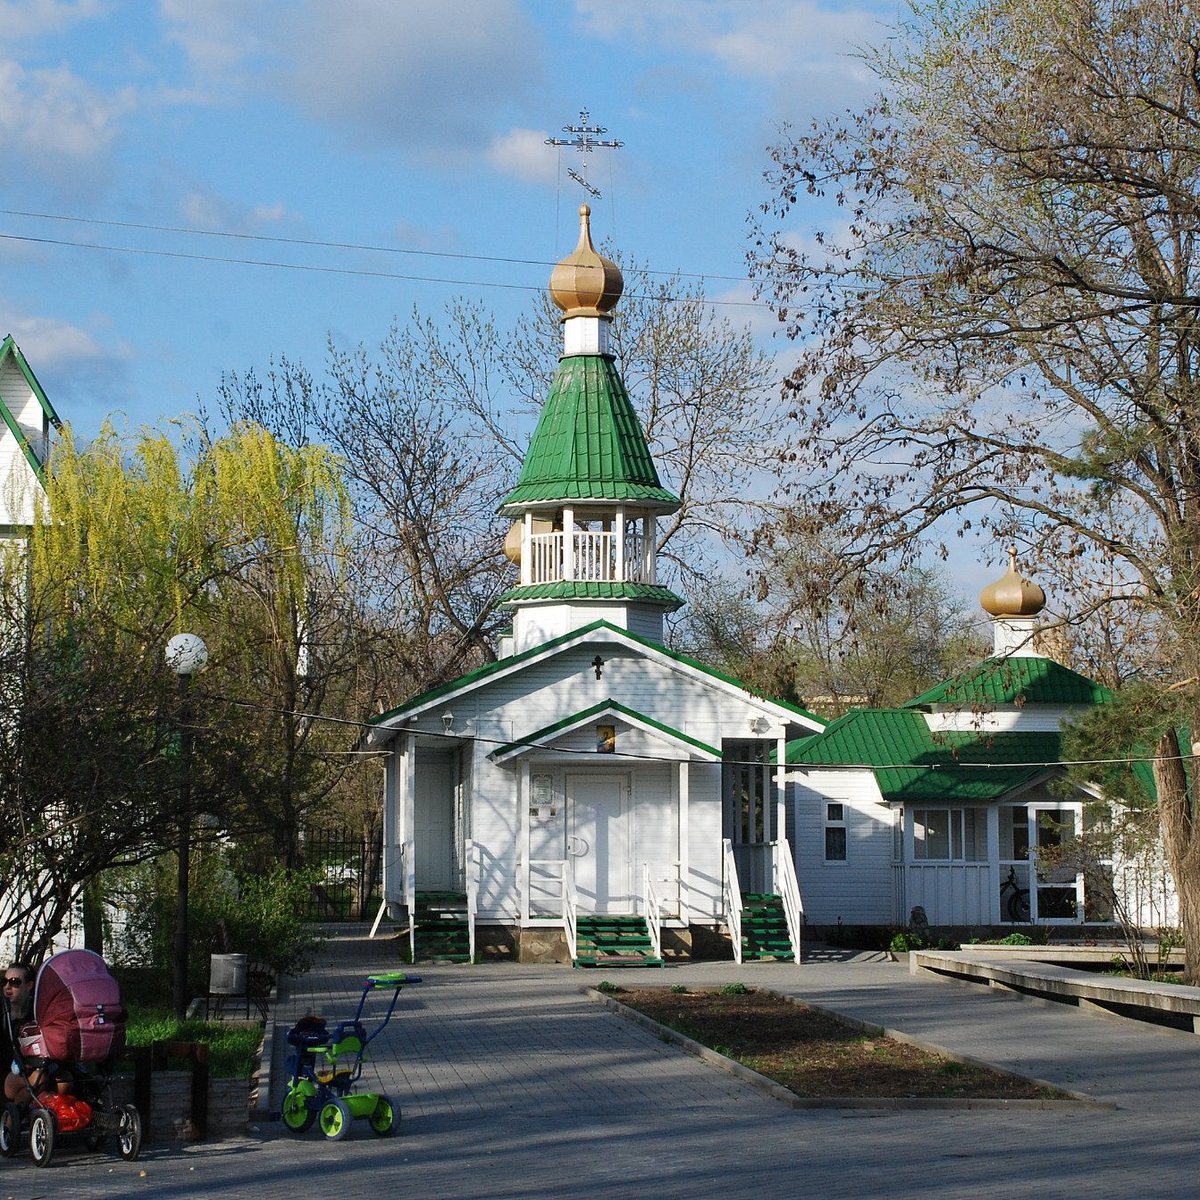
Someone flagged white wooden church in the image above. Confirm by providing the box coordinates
[0,210,1170,965]
[368,207,1168,964]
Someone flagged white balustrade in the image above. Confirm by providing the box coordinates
[529,531,647,585]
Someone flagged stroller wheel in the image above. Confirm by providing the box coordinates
[368,1095,398,1136]
[117,1103,142,1161]
[30,1109,55,1168]
[281,1087,315,1134]
[318,1098,352,1141]
[0,1102,21,1156]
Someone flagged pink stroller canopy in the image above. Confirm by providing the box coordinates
[31,949,126,1063]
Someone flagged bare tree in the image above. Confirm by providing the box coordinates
[751,0,1200,975]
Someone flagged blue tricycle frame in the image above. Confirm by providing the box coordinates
[281,970,421,1140]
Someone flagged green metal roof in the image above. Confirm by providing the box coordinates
[785,708,1065,803]
[370,618,825,731]
[498,355,680,512]
[491,698,721,762]
[499,580,684,611]
[0,334,60,484]
[904,657,1112,709]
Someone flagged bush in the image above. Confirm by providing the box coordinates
[109,854,326,998]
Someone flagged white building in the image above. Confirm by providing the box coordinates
[368,207,824,964]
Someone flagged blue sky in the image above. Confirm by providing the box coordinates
[0,0,900,426]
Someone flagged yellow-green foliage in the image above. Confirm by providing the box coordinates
[18,420,351,657]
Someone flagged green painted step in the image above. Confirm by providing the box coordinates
[739,894,795,963]
[575,916,663,968]
[411,891,472,963]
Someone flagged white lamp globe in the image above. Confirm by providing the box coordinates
[165,633,209,676]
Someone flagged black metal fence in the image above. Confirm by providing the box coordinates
[299,827,383,921]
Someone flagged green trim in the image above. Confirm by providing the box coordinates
[904,656,1111,708]
[499,355,679,511]
[499,580,685,611]
[0,335,61,486]
[491,698,721,762]
[370,618,825,731]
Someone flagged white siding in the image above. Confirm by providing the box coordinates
[791,769,896,924]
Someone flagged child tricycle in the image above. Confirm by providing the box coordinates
[281,970,420,1141]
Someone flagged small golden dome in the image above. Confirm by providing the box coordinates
[980,547,1046,618]
[549,204,623,319]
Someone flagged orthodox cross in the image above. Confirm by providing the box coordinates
[545,110,623,199]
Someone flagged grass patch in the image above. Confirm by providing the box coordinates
[611,987,1071,1101]
[125,1011,262,1079]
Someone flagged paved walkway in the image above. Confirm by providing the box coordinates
[34,929,1200,1198]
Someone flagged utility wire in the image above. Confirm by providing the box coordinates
[0,207,756,290]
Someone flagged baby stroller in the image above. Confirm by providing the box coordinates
[0,949,142,1167]
[282,970,420,1140]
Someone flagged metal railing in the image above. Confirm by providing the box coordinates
[722,838,743,966]
[465,839,480,963]
[772,839,805,963]
[642,862,663,960]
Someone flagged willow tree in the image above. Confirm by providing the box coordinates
[0,420,358,953]
[751,0,1200,974]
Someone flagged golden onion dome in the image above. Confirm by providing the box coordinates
[980,547,1046,618]
[549,204,623,319]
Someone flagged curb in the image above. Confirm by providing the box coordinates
[585,987,1115,1112]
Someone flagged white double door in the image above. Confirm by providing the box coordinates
[567,773,631,913]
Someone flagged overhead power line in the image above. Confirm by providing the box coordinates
[0,207,754,289]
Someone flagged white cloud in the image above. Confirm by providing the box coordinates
[486,127,557,185]
[573,0,887,113]
[276,0,543,162]
[0,59,135,191]
[0,313,110,365]
[179,190,299,234]
[158,1,546,162]
[158,0,263,82]
[0,0,106,41]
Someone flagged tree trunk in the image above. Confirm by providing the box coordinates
[1153,728,1200,983]
[81,879,105,957]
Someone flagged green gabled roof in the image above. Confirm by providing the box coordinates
[785,708,1064,803]
[904,656,1112,709]
[498,355,680,511]
[499,580,684,611]
[370,618,825,731]
[0,334,61,484]
[491,698,720,762]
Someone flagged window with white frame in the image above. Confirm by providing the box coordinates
[824,801,848,862]
[913,808,986,861]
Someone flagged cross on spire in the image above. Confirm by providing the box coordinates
[546,109,623,199]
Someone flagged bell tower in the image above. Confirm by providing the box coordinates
[498,205,682,654]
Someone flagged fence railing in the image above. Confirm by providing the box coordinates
[642,862,663,961]
[465,838,480,963]
[772,839,804,963]
[722,838,743,966]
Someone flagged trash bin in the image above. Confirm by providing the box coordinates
[208,953,247,997]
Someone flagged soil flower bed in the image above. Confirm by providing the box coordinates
[605,984,1069,1101]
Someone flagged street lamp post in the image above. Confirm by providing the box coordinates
[165,632,208,1019]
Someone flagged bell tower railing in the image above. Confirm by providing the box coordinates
[529,530,649,585]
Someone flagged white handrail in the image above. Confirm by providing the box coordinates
[563,858,578,962]
[722,838,743,965]
[642,862,662,960]
[772,839,805,963]
[465,838,480,963]
[403,839,416,963]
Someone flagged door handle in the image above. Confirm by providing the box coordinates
[567,835,590,856]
